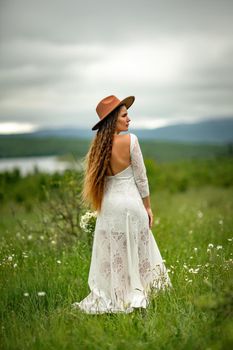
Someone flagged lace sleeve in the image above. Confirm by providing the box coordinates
[131,135,150,198]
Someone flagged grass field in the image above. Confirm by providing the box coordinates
[0,158,233,349]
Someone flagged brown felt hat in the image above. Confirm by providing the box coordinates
[92,95,135,131]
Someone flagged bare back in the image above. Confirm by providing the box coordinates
[106,134,131,176]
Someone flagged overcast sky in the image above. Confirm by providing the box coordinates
[0,0,233,133]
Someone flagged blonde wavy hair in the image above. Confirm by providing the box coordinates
[80,104,125,213]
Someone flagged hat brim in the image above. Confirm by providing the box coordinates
[92,95,135,131]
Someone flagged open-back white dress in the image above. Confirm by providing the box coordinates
[72,133,172,314]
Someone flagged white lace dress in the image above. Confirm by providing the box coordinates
[72,133,172,314]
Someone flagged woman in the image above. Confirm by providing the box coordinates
[72,95,172,314]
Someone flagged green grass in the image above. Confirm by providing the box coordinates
[1,184,233,349]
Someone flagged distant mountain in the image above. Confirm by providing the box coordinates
[1,118,233,144]
[135,118,233,144]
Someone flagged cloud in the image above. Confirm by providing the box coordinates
[0,0,233,132]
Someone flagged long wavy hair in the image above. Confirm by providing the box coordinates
[80,104,125,213]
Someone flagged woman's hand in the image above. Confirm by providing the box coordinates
[146,208,154,229]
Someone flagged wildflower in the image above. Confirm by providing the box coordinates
[51,240,56,245]
[208,243,214,248]
[187,280,192,283]
[219,220,223,225]
[216,245,223,250]
[40,236,44,240]
[24,292,29,297]
[190,256,193,259]
[38,291,46,296]
[27,234,33,240]
[57,260,61,264]
[197,211,203,218]
[207,248,211,253]
[8,256,13,261]
[13,263,17,268]
[155,218,160,225]
[194,247,198,252]
[227,238,232,242]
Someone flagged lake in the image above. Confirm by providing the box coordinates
[0,156,83,175]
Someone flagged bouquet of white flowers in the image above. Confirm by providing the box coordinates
[80,210,97,246]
